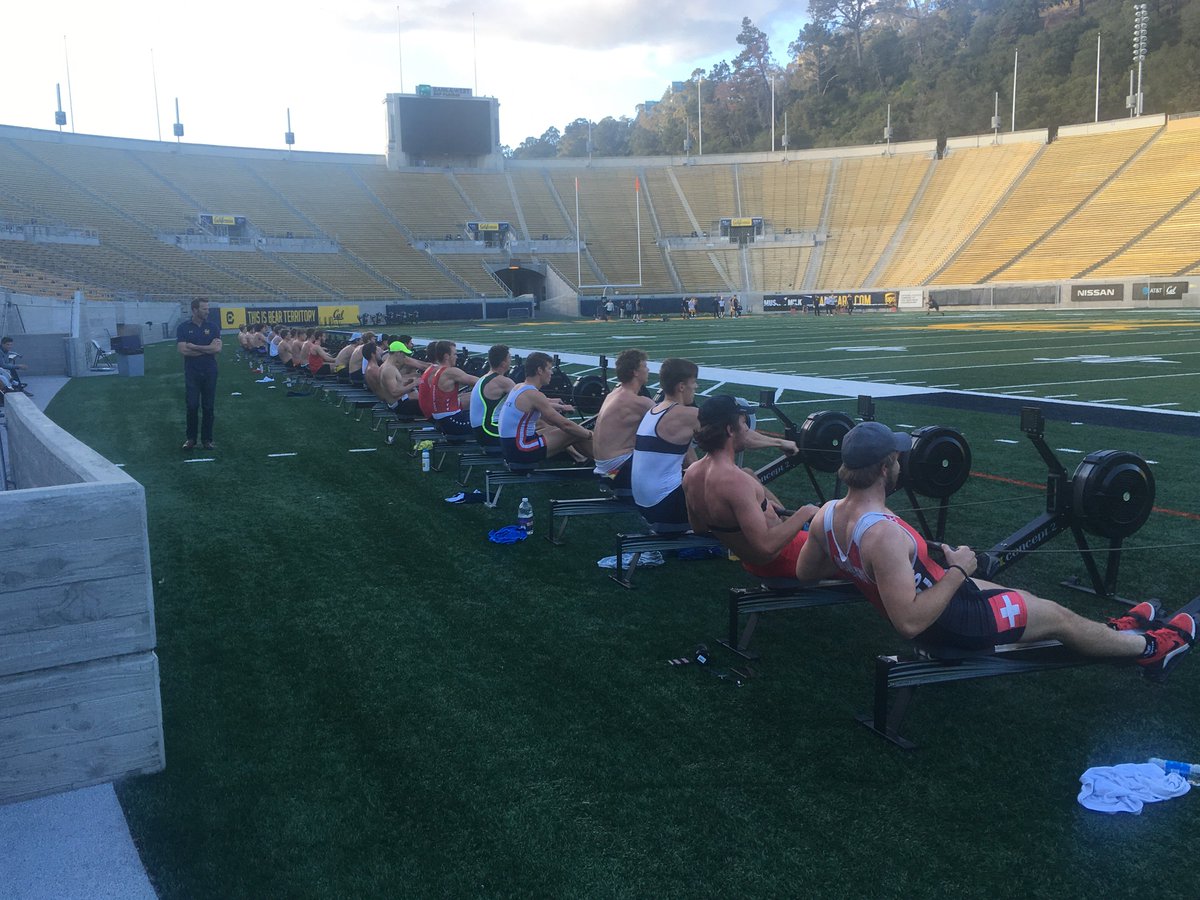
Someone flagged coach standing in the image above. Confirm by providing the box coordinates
[176,297,222,450]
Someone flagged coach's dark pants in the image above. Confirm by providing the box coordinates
[185,368,217,443]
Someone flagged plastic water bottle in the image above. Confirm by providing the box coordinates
[421,448,431,473]
[1149,758,1200,783]
[517,497,534,533]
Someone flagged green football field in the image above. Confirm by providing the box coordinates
[430,307,1200,410]
[43,307,1200,899]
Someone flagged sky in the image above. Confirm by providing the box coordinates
[3,1,808,155]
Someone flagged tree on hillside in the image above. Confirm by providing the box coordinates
[731,17,778,138]
[511,0,1200,157]
[810,0,888,67]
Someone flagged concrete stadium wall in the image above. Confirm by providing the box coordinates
[1,292,184,348]
[0,393,164,806]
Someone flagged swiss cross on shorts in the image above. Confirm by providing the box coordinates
[988,592,1028,633]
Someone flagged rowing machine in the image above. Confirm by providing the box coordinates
[857,394,972,544]
[751,389,853,501]
[857,593,1200,749]
[975,407,1155,604]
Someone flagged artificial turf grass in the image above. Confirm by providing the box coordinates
[42,340,1200,899]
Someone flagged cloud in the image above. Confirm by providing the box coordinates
[346,0,800,60]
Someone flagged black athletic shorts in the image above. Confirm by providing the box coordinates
[474,427,502,453]
[390,397,423,419]
[609,461,632,497]
[433,408,472,441]
[501,435,547,469]
[914,579,1029,651]
[637,485,690,535]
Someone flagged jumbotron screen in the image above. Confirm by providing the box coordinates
[396,96,495,157]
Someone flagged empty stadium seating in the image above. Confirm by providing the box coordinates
[0,115,1187,304]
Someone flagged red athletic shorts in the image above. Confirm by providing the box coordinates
[741,530,809,579]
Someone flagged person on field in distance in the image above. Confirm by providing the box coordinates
[792,421,1196,680]
[591,348,652,496]
[683,395,817,579]
[497,351,592,467]
[176,297,221,451]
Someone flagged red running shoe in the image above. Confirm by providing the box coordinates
[1138,613,1196,683]
[1107,601,1159,632]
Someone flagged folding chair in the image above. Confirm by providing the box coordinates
[89,340,117,371]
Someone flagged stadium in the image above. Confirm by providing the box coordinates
[3,61,1200,900]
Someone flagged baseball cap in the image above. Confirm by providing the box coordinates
[841,421,911,469]
[388,340,413,355]
[698,394,750,429]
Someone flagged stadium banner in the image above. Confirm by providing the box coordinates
[218,307,319,331]
[211,214,238,226]
[476,222,501,232]
[317,305,358,327]
[763,291,898,311]
[1070,283,1124,302]
[730,217,755,228]
[898,289,924,310]
[1135,281,1189,300]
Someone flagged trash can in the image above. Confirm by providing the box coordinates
[112,335,145,378]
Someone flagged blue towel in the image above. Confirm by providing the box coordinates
[488,526,529,544]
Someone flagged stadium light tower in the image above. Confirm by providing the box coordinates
[1132,4,1148,116]
[54,84,67,132]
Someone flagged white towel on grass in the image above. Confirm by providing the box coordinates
[596,551,664,569]
[1078,763,1190,814]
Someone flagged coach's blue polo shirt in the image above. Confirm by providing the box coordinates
[176,319,220,375]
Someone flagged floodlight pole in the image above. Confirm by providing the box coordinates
[151,49,162,142]
[1133,4,1148,117]
[1011,49,1018,132]
[54,84,66,132]
[63,35,75,133]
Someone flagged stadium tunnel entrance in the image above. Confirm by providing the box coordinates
[492,262,545,306]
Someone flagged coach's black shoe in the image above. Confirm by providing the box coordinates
[1139,613,1196,683]
[182,439,196,450]
[202,441,215,451]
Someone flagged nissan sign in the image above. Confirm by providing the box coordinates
[1070,284,1124,301]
